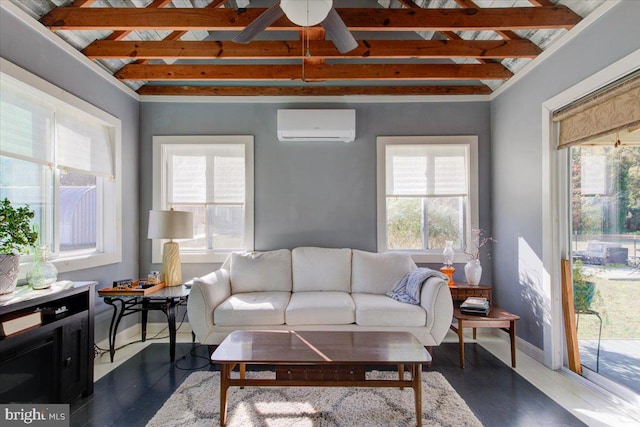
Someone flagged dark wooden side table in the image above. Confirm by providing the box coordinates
[449,283,492,303]
[99,285,190,362]
[450,307,520,368]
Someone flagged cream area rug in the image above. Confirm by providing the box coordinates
[147,370,483,427]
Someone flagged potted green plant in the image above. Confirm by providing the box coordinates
[572,260,596,311]
[0,198,38,296]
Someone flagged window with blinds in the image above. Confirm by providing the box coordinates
[153,136,254,262]
[0,66,120,272]
[377,136,478,262]
[0,73,117,264]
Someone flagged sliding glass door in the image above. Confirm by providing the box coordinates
[567,141,640,396]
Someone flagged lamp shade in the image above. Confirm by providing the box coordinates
[148,210,194,239]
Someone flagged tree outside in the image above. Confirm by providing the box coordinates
[387,197,462,251]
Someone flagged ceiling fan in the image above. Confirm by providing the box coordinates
[233,0,358,54]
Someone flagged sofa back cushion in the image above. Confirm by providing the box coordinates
[351,250,416,295]
[292,247,352,292]
[230,249,292,293]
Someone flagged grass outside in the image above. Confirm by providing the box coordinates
[576,269,640,340]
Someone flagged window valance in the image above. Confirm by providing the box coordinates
[553,72,640,149]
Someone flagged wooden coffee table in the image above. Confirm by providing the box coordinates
[211,330,431,426]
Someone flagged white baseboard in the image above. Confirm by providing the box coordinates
[491,328,545,364]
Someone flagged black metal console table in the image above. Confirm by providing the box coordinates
[100,285,190,362]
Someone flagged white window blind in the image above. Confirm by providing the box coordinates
[166,144,245,205]
[386,145,467,196]
[170,155,206,203]
[0,74,54,166]
[56,109,114,177]
[213,155,245,203]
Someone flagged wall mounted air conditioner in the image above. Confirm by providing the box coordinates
[277,109,356,142]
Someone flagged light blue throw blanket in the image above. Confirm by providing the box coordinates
[386,268,448,305]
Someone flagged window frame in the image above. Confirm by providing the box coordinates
[376,135,479,263]
[0,58,122,278]
[152,135,254,263]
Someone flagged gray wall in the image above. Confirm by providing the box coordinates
[491,1,640,348]
[5,0,636,353]
[0,9,140,342]
[139,101,492,284]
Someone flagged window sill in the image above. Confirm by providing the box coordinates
[18,252,122,279]
[385,251,470,264]
[152,252,233,264]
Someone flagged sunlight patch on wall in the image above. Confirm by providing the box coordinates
[518,235,551,337]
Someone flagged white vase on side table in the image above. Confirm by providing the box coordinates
[464,259,482,286]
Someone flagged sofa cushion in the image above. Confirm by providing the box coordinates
[292,247,352,292]
[230,249,292,294]
[214,292,290,326]
[286,291,355,325]
[351,250,416,295]
[352,293,426,327]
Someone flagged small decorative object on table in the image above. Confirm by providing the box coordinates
[113,279,133,289]
[463,229,496,286]
[27,245,58,290]
[440,240,456,286]
[148,271,160,285]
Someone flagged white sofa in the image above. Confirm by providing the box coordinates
[187,247,453,349]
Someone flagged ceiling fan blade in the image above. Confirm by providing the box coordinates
[233,3,285,44]
[321,8,358,54]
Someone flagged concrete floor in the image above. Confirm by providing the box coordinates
[579,339,640,395]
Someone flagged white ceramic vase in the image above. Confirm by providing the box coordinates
[0,254,20,296]
[464,259,482,286]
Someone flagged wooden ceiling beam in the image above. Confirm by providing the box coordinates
[396,0,420,9]
[83,39,541,60]
[105,0,174,42]
[493,30,521,41]
[453,0,523,43]
[529,0,556,6]
[70,0,96,7]
[453,0,479,8]
[137,84,493,96]
[41,7,582,32]
[134,0,227,65]
[438,30,500,66]
[457,0,572,41]
[209,0,228,7]
[115,63,513,81]
[147,0,175,7]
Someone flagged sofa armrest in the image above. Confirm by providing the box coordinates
[420,277,453,345]
[187,269,231,342]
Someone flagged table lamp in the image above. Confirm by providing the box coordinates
[148,209,193,287]
[440,240,455,287]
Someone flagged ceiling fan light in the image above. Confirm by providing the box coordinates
[281,0,333,27]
